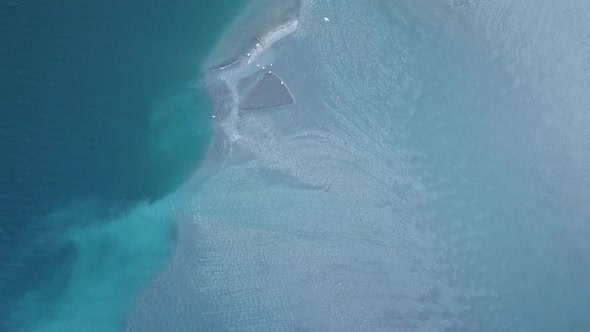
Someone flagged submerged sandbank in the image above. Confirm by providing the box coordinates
[128,0,590,330]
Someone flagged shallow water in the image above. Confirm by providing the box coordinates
[3,0,589,331]
[129,0,590,331]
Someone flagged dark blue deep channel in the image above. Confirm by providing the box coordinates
[0,2,244,331]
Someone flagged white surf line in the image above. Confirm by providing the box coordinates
[215,17,300,148]
[246,19,299,65]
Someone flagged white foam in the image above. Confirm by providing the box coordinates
[209,17,300,151]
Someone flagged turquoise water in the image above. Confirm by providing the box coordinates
[128,1,590,331]
[4,1,590,331]
[0,2,245,331]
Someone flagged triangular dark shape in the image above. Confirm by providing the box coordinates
[239,72,294,110]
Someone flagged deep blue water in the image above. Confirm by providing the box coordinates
[0,1,244,331]
[3,1,590,331]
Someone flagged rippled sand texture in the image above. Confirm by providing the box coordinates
[127,0,590,331]
[127,1,460,330]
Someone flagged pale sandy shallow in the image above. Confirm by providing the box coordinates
[127,2,461,330]
[127,0,590,330]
